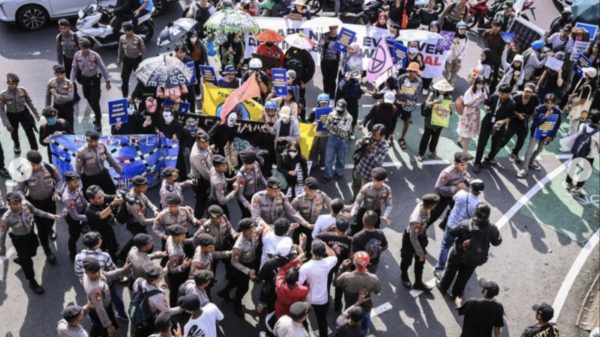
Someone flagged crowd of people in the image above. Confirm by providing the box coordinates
[0,0,599,337]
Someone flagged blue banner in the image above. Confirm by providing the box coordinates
[200,65,217,85]
[271,68,288,97]
[108,99,128,125]
[574,54,592,78]
[314,107,332,132]
[500,32,515,43]
[534,114,559,140]
[575,22,598,40]
[335,28,356,53]
[387,40,407,67]
[49,134,179,188]
[186,61,196,86]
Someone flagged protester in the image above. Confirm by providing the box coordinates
[520,303,560,337]
[458,76,487,157]
[418,79,454,160]
[457,279,504,336]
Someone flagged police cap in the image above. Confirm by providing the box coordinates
[26,150,43,164]
[165,195,182,205]
[6,192,23,203]
[237,218,257,232]
[454,151,470,163]
[121,22,134,30]
[240,149,257,164]
[161,167,178,178]
[53,64,66,73]
[131,175,148,186]
[421,193,440,206]
[82,257,101,272]
[85,185,103,199]
[64,171,81,182]
[289,301,311,319]
[304,177,319,190]
[144,264,164,279]
[167,225,187,236]
[85,129,100,140]
[371,167,387,181]
[194,233,216,246]
[133,233,153,247]
[267,177,281,189]
[82,231,102,247]
[212,155,227,166]
[208,205,224,218]
[62,305,84,321]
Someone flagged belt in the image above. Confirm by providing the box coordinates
[7,109,27,114]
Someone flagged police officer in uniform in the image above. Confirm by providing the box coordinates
[350,167,393,235]
[70,38,111,132]
[201,205,236,285]
[159,167,195,209]
[16,150,63,263]
[427,151,470,229]
[76,129,123,195]
[153,195,201,242]
[208,155,239,218]
[117,22,145,98]
[189,130,213,218]
[236,150,267,218]
[291,177,331,246]
[56,19,80,77]
[251,177,308,227]
[0,73,40,155]
[39,106,73,160]
[0,192,60,294]
[84,185,124,261]
[62,172,89,260]
[46,64,75,128]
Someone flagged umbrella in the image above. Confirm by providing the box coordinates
[157,18,197,50]
[285,33,315,50]
[204,8,259,35]
[300,17,343,33]
[255,29,285,43]
[571,0,600,25]
[135,55,193,88]
[396,29,442,42]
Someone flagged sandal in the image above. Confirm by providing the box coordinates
[399,138,407,150]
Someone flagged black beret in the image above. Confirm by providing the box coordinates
[133,233,153,247]
[82,231,102,247]
[212,155,227,166]
[421,193,440,205]
[194,233,216,246]
[85,129,100,140]
[144,264,164,279]
[304,177,319,190]
[289,301,310,319]
[26,150,43,164]
[371,167,387,181]
[454,151,469,163]
[207,205,224,217]
[167,225,187,235]
[178,293,201,311]
[82,257,101,272]
[165,195,182,205]
[267,177,281,189]
[62,305,84,321]
[53,64,66,73]
[6,192,23,203]
[237,218,257,232]
[131,175,148,186]
[64,171,80,182]
[193,270,214,284]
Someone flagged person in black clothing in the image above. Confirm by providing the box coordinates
[495,83,540,164]
[388,0,415,28]
[351,211,388,273]
[158,109,191,181]
[521,303,560,337]
[457,279,504,337]
[84,185,124,261]
[473,84,515,173]
[182,0,216,38]
[276,141,308,199]
[360,92,399,140]
[548,8,572,36]
[111,103,145,135]
[111,0,136,37]
[319,26,341,99]
[334,306,366,337]
[284,46,316,106]
[39,106,73,160]
[416,2,440,28]
[318,217,352,312]
[137,96,160,133]
[217,65,241,89]
[219,34,245,75]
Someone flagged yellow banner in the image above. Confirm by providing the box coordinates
[431,99,452,128]
[202,83,263,121]
[298,122,316,158]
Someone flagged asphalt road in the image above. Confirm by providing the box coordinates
[0,1,599,337]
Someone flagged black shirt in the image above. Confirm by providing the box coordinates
[85,195,118,230]
[512,93,540,123]
[458,298,504,337]
[334,323,366,337]
[351,229,387,265]
[483,94,516,125]
[317,232,352,269]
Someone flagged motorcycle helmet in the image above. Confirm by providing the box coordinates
[265,100,277,110]
[456,21,468,30]
[531,40,545,52]
[249,58,263,70]
[317,93,330,103]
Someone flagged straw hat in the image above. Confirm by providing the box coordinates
[432,78,454,92]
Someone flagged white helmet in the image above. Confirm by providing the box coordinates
[249,58,263,69]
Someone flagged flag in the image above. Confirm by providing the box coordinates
[367,39,394,83]
[298,122,316,158]
[220,75,261,124]
[202,83,263,121]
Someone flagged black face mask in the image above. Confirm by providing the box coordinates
[266,42,274,47]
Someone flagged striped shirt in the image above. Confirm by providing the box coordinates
[547,33,568,52]
[74,249,117,282]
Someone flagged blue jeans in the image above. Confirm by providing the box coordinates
[110,285,127,317]
[325,135,348,178]
[362,310,372,335]
[435,227,454,271]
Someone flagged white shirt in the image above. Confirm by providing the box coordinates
[261,231,286,267]
[183,303,224,337]
[311,214,336,239]
[298,256,338,305]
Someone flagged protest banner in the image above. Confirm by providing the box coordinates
[335,27,356,52]
[420,37,449,79]
[534,114,559,140]
[437,31,456,51]
[314,107,333,131]
[200,65,217,85]
[386,39,407,66]
[367,39,394,83]
[108,99,128,125]
[50,134,178,188]
[271,68,288,97]
[202,83,264,121]
[431,100,452,128]
[574,54,592,78]
[508,17,545,52]
[570,41,591,61]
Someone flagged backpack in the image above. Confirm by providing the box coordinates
[461,223,492,267]
[352,138,371,165]
[571,128,599,158]
[129,287,162,336]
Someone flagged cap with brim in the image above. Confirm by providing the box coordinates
[289,301,311,319]
[304,177,319,190]
[371,167,387,181]
[293,0,307,6]
[478,278,500,297]
[6,192,23,203]
[53,64,66,73]
[421,193,440,205]
[582,67,598,78]
[241,149,257,164]
[79,38,91,49]
[82,257,101,272]
[208,205,224,217]
[267,177,281,189]
[194,233,216,246]
[64,171,80,181]
[223,65,237,74]
[165,195,182,205]
[133,233,153,246]
[85,129,100,140]
[62,305,84,320]
[532,303,554,322]
[406,62,421,73]
[432,79,454,92]
[279,106,291,119]
[144,264,164,279]
[131,175,148,186]
[178,293,201,311]
[212,155,227,166]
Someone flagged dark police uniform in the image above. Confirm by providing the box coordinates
[76,130,123,195]
[62,172,89,260]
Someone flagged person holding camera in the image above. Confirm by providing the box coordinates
[84,185,125,262]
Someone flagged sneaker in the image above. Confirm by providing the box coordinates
[93,123,102,132]
[416,154,423,162]
[401,275,411,289]
[570,187,584,196]
[428,152,436,159]
[47,252,57,265]
[0,167,9,178]
[13,257,22,265]
[528,162,542,171]
[29,279,45,294]
[412,281,433,292]
[473,163,482,174]
[435,279,445,293]
[517,169,527,178]
[14,147,21,155]
[334,174,344,180]
[323,176,333,183]
[483,158,497,166]
[508,153,518,161]
[563,181,573,191]
[433,269,443,280]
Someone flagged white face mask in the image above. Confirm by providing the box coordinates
[163,112,174,124]
[226,113,238,127]
[191,37,198,44]
[408,47,418,55]
[288,151,298,158]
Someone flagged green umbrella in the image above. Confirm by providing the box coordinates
[571,0,600,25]
[204,8,259,35]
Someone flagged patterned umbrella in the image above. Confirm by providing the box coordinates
[300,17,343,33]
[255,29,285,43]
[285,33,315,50]
[135,55,193,88]
[204,8,259,35]
[157,18,197,51]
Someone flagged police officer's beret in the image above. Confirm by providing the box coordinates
[79,38,91,49]
[193,270,214,284]
[194,233,216,246]
[64,171,80,182]
[154,312,172,331]
[178,293,201,311]
[168,225,187,236]
[85,185,103,199]
[195,130,209,141]
[5,192,22,203]
[85,129,100,140]
[161,167,178,178]
[237,218,256,232]
[208,205,224,217]
[273,217,290,236]
[421,193,440,205]
[240,149,257,164]
[131,175,148,186]
[42,106,59,117]
[454,151,469,163]
[133,233,153,247]
[371,167,387,181]
[82,257,101,272]
[165,195,182,205]
[304,177,319,190]
[62,305,84,321]
[82,231,102,247]
[212,155,227,166]
[26,150,43,164]
[143,264,164,279]
[289,301,311,319]
[121,22,134,30]
[53,64,66,73]
[267,177,281,189]
[6,73,19,83]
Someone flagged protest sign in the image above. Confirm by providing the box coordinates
[575,22,598,40]
[271,68,288,97]
[335,28,356,52]
[508,17,544,52]
[420,37,449,79]
[314,107,333,131]
[437,31,455,51]
[200,65,217,84]
[367,39,394,83]
[534,114,559,140]
[186,61,196,85]
[570,41,591,61]
[574,54,592,78]
[545,57,564,71]
[431,100,452,128]
[202,83,264,121]
[108,99,128,125]
[387,39,408,66]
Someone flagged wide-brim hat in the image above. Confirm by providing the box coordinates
[432,79,454,92]
[293,0,307,6]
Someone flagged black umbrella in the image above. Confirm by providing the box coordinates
[135,55,193,88]
[157,18,197,52]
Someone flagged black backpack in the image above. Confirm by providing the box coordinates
[129,287,162,336]
[115,192,133,224]
[352,138,371,165]
[461,223,492,267]
[571,128,599,158]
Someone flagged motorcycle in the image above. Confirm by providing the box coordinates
[354,0,387,25]
[413,0,445,15]
[466,0,535,30]
[76,0,155,48]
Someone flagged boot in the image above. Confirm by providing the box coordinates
[401,273,411,289]
[29,279,45,294]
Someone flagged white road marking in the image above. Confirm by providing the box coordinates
[362,104,374,108]
[370,302,393,318]
[422,159,450,165]
[555,154,572,160]
[551,228,600,322]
